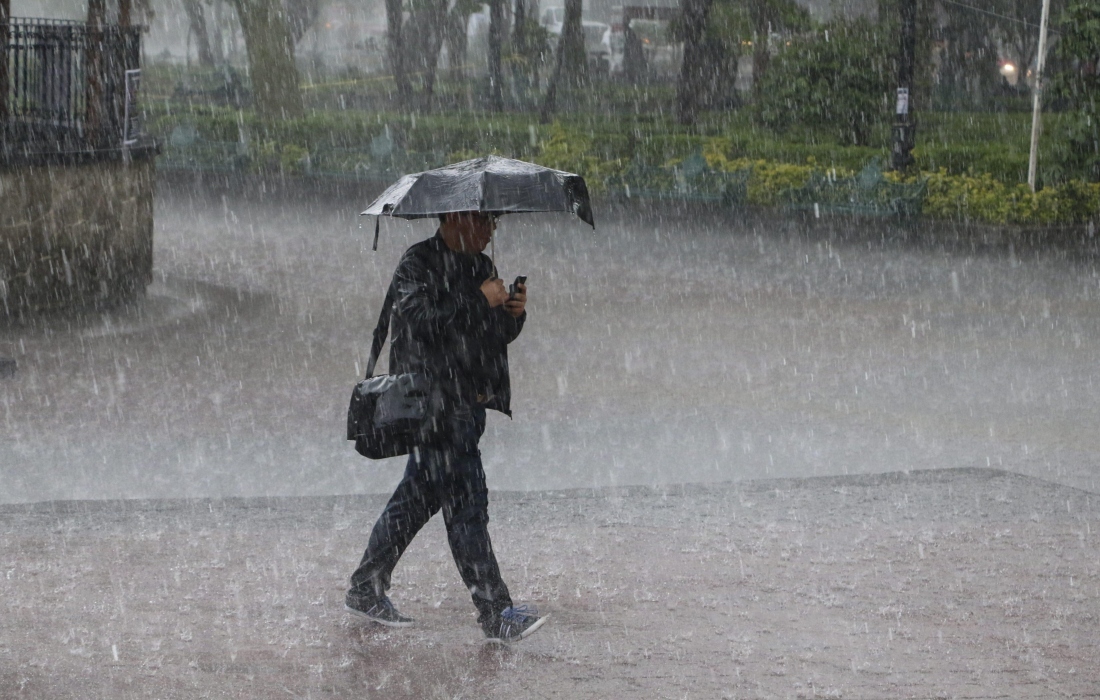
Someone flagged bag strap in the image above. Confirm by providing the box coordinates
[365,283,396,378]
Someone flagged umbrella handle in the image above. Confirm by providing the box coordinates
[373,217,380,252]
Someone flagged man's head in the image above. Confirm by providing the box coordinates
[439,211,497,253]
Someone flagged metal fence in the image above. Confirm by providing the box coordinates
[2,17,142,156]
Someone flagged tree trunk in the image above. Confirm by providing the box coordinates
[86,0,105,25]
[749,0,769,96]
[445,10,468,81]
[384,0,411,107]
[420,0,448,100]
[560,0,586,85]
[751,39,769,94]
[229,0,304,119]
[676,0,714,125]
[286,0,322,43]
[511,0,526,92]
[488,0,504,110]
[623,25,646,83]
[540,0,584,120]
[513,0,527,55]
[400,0,447,106]
[421,36,445,99]
[181,0,216,66]
[210,0,228,64]
[539,46,563,121]
[85,0,106,146]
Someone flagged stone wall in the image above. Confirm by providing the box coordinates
[0,153,155,319]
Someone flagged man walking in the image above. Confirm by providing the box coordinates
[345,210,546,643]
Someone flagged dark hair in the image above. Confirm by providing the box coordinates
[438,211,498,223]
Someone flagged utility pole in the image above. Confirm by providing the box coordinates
[1026,0,1052,192]
[890,0,917,172]
[488,0,504,111]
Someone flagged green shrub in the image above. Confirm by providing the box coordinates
[754,19,894,146]
[731,159,816,206]
[534,122,626,194]
[143,101,1098,223]
[922,169,1100,224]
[705,139,1098,223]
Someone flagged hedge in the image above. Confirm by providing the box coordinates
[148,110,1099,225]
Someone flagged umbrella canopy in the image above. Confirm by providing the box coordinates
[361,156,594,247]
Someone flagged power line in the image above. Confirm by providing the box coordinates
[938,0,1060,35]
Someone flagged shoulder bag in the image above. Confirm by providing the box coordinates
[346,285,430,459]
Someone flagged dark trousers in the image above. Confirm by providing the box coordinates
[348,406,512,622]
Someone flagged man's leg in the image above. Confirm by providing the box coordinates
[431,407,513,624]
[348,450,439,599]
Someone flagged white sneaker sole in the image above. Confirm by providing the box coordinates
[344,603,415,628]
[483,613,549,644]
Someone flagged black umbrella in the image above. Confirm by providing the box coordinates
[361,156,594,249]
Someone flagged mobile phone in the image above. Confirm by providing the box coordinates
[509,275,527,297]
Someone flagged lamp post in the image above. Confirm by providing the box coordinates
[1026,0,1052,192]
[891,0,917,172]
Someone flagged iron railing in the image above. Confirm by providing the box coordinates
[1,17,142,158]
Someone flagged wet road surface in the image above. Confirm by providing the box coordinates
[2,192,1099,503]
[2,469,1097,698]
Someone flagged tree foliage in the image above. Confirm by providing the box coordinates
[746,0,811,92]
[181,0,216,66]
[405,0,450,100]
[509,9,552,102]
[674,0,807,123]
[228,0,303,119]
[935,0,1065,109]
[754,19,892,146]
[675,0,716,125]
[1050,0,1100,182]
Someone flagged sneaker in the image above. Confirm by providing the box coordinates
[344,592,414,628]
[482,605,547,643]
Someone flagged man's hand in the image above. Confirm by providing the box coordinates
[504,282,526,318]
[480,277,509,308]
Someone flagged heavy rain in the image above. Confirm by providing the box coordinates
[2,0,1099,695]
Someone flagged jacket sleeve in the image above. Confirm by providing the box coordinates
[495,307,525,345]
[479,253,525,345]
[391,249,492,340]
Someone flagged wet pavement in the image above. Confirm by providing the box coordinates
[2,192,1100,697]
[2,193,1100,502]
[1,468,1097,698]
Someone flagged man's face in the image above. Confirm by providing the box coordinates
[445,212,496,253]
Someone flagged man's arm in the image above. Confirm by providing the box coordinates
[392,251,492,339]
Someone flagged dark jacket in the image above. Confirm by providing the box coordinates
[387,232,525,423]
